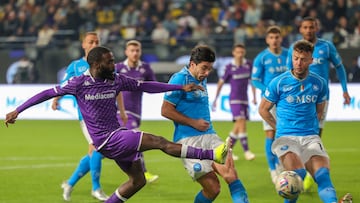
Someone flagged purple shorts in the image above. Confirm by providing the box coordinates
[98,129,143,171]
[230,103,249,121]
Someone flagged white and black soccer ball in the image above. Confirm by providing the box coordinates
[275,171,304,200]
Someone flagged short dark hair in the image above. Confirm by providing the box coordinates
[233,43,245,50]
[293,40,314,54]
[301,16,316,24]
[189,45,216,65]
[87,46,111,65]
[266,25,281,35]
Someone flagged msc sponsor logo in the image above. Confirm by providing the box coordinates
[286,95,318,103]
[85,90,116,100]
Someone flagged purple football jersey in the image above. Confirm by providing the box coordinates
[115,60,156,121]
[16,70,182,149]
[221,59,252,103]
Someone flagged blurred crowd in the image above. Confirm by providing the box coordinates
[1,0,360,50]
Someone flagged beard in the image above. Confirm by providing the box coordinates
[99,69,115,80]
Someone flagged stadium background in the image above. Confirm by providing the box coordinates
[1,0,360,84]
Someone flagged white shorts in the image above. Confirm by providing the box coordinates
[177,134,223,180]
[262,105,276,131]
[272,135,329,164]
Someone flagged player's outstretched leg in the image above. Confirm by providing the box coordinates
[140,132,229,164]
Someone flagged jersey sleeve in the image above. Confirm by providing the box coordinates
[263,77,279,104]
[145,64,157,81]
[286,45,294,68]
[163,73,185,106]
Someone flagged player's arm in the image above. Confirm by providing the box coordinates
[329,42,351,104]
[251,55,266,92]
[5,88,61,127]
[212,79,224,111]
[259,98,276,129]
[161,100,209,132]
[316,102,326,121]
[250,84,257,105]
[116,92,128,125]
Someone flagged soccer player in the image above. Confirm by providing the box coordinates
[5,46,230,203]
[251,25,288,184]
[161,45,249,203]
[286,16,351,191]
[212,43,256,161]
[51,32,125,201]
[259,39,352,203]
[115,40,159,183]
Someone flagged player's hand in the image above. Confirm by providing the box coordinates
[51,97,60,110]
[4,110,19,127]
[211,101,217,112]
[182,83,204,92]
[343,92,351,105]
[191,119,210,131]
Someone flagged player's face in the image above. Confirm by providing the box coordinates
[98,52,115,80]
[299,20,317,43]
[189,61,213,81]
[125,45,141,64]
[292,50,313,79]
[266,33,282,50]
[232,47,246,61]
[82,34,100,56]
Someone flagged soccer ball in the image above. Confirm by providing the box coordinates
[275,171,304,200]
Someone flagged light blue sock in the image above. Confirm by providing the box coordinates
[68,155,90,186]
[229,179,249,203]
[265,138,277,170]
[194,191,212,203]
[314,167,338,203]
[90,150,103,191]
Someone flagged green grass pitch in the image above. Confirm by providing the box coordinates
[0,120,359,203]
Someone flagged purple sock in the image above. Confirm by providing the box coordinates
[230,136,237,148]
[106,193,124,203]
[186,146,213,160]
[239,136,249,151]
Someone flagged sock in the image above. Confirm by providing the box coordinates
[229,179,249,203]
[294,168,307,180]
[265,137,277,171]
[182,145,214,160]
[229,132,238,147]
[90,150,102,191]
[314,167,338,203]
[68,155,90,186]
[194,191,212,203]
[106,189,127,203]
[238,133,249,152]
[140,154,147,172]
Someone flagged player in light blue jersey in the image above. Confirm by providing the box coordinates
[251,25,288,184]
[51,32,126,201]
[286,16,351,192]
[162,45,249,203]
[259,40,352,203]
[287,17,351,137]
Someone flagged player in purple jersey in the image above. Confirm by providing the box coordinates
[5,46,230,203]
[51,32,119,201]
[115,40,159,183]
[212,44,256,161]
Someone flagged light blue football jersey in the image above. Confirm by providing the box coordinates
[287,38,348,94]
[264,70,328,138]
[61,57,89,120]
[164,66,216,142]
[251,47,288,96]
